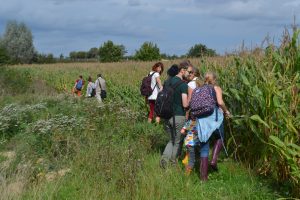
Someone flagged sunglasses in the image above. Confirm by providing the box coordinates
[187,71,193,74]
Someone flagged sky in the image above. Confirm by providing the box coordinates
[0,0,299,57]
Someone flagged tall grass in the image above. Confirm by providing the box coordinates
[199,30,300,195]
[0,96,279,199]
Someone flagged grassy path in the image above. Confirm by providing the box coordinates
[17,153,281,200]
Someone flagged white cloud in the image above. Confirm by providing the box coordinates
[0,0,298,56]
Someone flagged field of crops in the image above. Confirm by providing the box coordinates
[0,31,299,199]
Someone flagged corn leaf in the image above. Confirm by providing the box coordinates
[250,115,270,128]
[269,135,285,148]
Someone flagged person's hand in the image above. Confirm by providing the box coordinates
[180,128,186,135]
[224,110,232,119]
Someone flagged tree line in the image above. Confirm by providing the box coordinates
[0,20,217,65]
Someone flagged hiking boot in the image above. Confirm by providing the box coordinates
[200,157,208,181]
[209,164,218,172]
[210,139,222,172]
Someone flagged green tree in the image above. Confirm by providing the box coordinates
[0,47,9,65]
[134,42,160,61]
[31,52,56,64]
[98,40,126,62]
[160,53,179,60]
[69,51,77,61]
[1,21,35,63]
[59,54,64,61]
[87,47,99,59]
[187,43,216,57]
[76,51,87,60]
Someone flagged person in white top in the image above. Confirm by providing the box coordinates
[86,76,95,97]
[187,65,201,104]
[147,62,164,123]
[183,63,201,174]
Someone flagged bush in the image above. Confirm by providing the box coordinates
[99,40,126,62]
[134,42,161,61]
[0,66,33,96]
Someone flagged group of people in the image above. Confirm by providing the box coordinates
[72,74,107,104]
[144,60,231,181]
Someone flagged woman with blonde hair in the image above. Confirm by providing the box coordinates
[184,72,231,180]
[200,72,230,180]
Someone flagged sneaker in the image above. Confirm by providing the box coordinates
[160,159,167,169]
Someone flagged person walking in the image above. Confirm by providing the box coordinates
[95,73,107,104]
[191,72,231,181]
[160,63,189,168]
[86,76,95,97]
[166,64,179,81]
[72,75,85,97]
[182,65,201,173]
[187,65,201,103]
[147,62,164,123]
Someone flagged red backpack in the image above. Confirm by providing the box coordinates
[140,72,157,97]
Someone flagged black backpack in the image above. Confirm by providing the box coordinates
[140,72,157,97]
[91,88,96,97]
[155,80,184,119]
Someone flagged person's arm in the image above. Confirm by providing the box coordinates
[187,86,193,104]
[182,93,188,108]
[155,76,163,91]
[181,83,189,109]
[214,86,231,117]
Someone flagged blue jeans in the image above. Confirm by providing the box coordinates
[199,122,224,157]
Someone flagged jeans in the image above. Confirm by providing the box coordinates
[148,100,155,119]
[161,116,186,163]
[199,122,224,157]
[187,146,196,168]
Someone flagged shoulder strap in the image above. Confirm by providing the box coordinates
[210,85,218,121]
[210,85,217,102]
[148,72,155,77]
[98,78,102,89]
[171,80,184,89]
[150,72,159,91]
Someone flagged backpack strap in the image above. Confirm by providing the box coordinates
[171,79,184,90]
[148,72,158,93]
[170,80,184,145]
[210,85,219,121]
[98,78,102,90]
[172,115,176,145]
